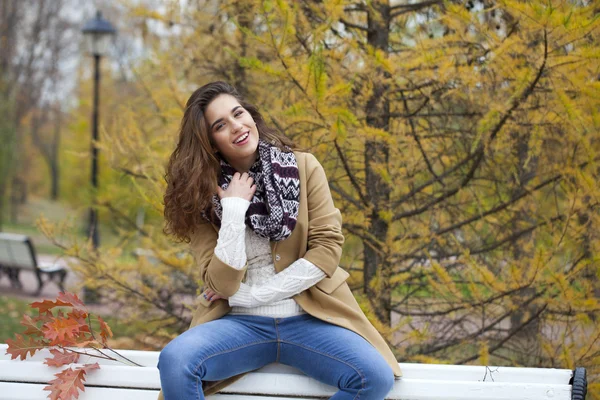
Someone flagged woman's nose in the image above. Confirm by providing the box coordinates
[231,119,243,132]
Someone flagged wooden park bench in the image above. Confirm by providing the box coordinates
[0,344,587,400]
[0,232,68,295]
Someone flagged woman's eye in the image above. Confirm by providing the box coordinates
[234,110,244,117]
[215,123,225,131]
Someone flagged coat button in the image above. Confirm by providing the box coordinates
[275,254,281,261]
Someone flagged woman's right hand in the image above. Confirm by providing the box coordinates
[217,172,256,201]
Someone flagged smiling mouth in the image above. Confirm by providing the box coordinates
[233,132,250,144]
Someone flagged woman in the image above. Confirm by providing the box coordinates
[159,81,402,399]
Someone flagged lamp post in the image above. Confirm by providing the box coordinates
[82,11,116,302]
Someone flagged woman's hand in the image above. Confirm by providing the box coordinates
[217,172,256,201]
[203,288,226,302]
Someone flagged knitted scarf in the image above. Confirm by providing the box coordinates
[205,139,300,242]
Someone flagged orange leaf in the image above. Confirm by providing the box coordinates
[44,368,83,400]
[57,292,88,313]
[31,299,71,314]
[5,334,47,360]
[45,349,80,367]
[43,378,61,400]
[43,318,81,344]
[20,314,44,337]
[97,316,113,344]
[79,362,100,373]
[67,310,89,332]
[43,363,100,400]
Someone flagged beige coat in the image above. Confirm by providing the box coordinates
[158,152,402,398]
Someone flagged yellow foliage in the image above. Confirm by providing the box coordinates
[25,0,597,386]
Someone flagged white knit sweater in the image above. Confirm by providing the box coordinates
[214,197,326,317]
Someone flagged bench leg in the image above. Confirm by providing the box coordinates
[34,270,44,296]
[9,268,23,289]
[55,270,67,292]
[38,269,68,294]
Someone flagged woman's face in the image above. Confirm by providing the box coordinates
[205,94,259,172]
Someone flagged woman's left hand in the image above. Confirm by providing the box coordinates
[203,289,226,302]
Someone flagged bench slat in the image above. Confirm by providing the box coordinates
[0,359,572,400]
[0,344,573,385]
[0,383,311,400]
[0,382,159,400]
[0,377,572,400]
[0,361,161,389]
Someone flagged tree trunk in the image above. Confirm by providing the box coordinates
[363,0,393,325]
[508,129,541,363]
[50,107,61,200]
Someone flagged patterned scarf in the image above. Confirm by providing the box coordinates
[205,139,300,242]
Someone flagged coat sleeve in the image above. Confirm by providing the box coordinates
[302,153,345,278]
[189,221,247,298]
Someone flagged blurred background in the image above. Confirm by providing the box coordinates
[0,0,598,396]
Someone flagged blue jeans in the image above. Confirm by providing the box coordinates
[158,313,395,399]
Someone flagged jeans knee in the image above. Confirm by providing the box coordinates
[361,363,395,397]
[158,342,176,370]
[158,340,196,375]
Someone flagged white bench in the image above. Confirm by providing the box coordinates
[0,344,587,400]
[0,233,67,295]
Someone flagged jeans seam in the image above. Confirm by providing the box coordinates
[279,340,366,396]
[196,375,201,400]
[191,339,278,377]
[274,319,281,363]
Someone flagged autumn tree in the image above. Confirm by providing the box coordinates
[0,0,80,225]
[41,0,599,394]
[229,0,599,368]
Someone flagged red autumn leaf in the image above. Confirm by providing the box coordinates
[45,349,80,367]
[97,316,113,344]
[43,317,81,344]
[67,311,90,333]
[31,299,71,314]
[20,314,44,337]
[44,368,82,400]
[79,362,100,373]
[43,363,100,400]
[57,292,88,313]
[43,378,61,400]
[5,334,47,360]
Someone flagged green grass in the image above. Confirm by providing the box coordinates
[0,296,31,343]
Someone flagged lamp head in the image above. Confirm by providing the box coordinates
[82,11,116,56]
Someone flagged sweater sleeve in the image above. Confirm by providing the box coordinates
[228,258,326,307]
[213,197,249,270]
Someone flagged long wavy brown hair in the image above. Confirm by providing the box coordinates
[163,81,296,243]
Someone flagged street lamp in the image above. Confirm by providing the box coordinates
[81,11,116,251]
[81,11,116,302]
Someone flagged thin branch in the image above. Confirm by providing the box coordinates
[102,201,149,238]
[400,92,441,184]
[392,29,548,220]
[333,139,369,208]
[329,182,365,210]
[390,0,444,18]
[339,18,371,32]
[457,304,548,364]
[393,173,562,241]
